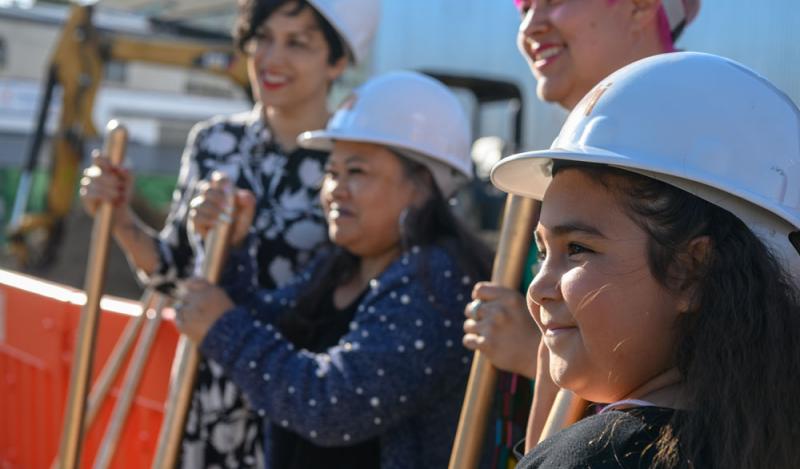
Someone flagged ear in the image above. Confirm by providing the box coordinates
[327,55,348,82]
[630,0,662,32]
[676,235,712,313]
[410,169,435,207]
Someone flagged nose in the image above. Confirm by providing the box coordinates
[527,256,561,307]
[322,175,348,204]
[519,3,550,39]
[255,41,287,68]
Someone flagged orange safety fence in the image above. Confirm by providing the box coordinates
[0,269,179,468]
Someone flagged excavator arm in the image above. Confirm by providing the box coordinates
[6,4,249,269]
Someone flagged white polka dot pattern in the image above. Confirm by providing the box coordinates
[199,244,476,463]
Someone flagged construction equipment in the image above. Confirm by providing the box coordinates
[6,4,249,269]
[420,71,524,236]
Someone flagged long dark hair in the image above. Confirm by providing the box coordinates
[279,155,494,347]
[559,163,800,469]
[234,0,345,64]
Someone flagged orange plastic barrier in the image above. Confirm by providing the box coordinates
[0,269,179,468]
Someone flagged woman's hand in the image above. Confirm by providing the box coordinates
[187,173,256,247]
[462,282,540,378]
[173,278,235,343]
[79,149,133,222]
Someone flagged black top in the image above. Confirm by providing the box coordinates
[517,407,697,469]
[270,289,380,469]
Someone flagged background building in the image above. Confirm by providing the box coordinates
[0,0,798,295]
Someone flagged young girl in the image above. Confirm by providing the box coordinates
[464,0,701,457]
[491,52,800,468]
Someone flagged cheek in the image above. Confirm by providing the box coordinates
[319,182,333,209]
[562,269,618,337]
[348,179,368,199]
[517,30,529,58]
[526,287,545,331]
[551,5,604,58]
[547,3,572,25]
[298,54,332,81]
[568,270,677,360]
[247,59,263,95]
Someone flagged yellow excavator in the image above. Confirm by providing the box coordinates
[5,3,249,269]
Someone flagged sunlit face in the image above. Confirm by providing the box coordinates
[245,2,346,111]
[517,0,648,110]
[527,169,683,403]
[321,141,422,257]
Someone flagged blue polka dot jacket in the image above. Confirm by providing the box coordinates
[200,241,475,468]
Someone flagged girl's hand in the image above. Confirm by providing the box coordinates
[173,277,235,343]
[463,282,540,378]
[79,149,133,221]
[526,337,559,450]
[187,173,256,247]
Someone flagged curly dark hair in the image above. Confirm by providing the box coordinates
[234,0,346,64]
[556,162,800,469]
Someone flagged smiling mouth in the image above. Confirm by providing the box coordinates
[261,72,289,90]
[327,208,354,220]
[530,44,565,69]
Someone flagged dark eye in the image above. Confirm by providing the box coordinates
[347,167,365,175]
[535,247,546,262]
[567,243,592,256]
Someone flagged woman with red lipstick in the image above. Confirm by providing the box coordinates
[172,71,493,469]
[493,52,800,469]
[463,0,701,463]
[79,0,379,466]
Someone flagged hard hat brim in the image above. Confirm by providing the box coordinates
[298,129,472,179]
[491,146,800,232]
[297,129,336,152]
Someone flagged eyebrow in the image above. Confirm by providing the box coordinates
[535,221,607,242]
[325,155,368,168]
[258,23,320,36]
[341,155,368,165]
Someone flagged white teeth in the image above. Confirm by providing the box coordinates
[262,72,288,84]
[536,46,563,61]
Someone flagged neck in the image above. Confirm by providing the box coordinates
[623,367,687,410]
[357,245,402,286]
[263,96,330,152]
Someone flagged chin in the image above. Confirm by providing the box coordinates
[536,81,565,105]
[548,353,598,398]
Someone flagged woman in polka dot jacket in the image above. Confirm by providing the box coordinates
[174,71,493,468]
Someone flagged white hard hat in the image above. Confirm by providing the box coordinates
[492,52,800,277]
[662,0,700,35]
[299,70,473,197]
[308,0,380,64]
